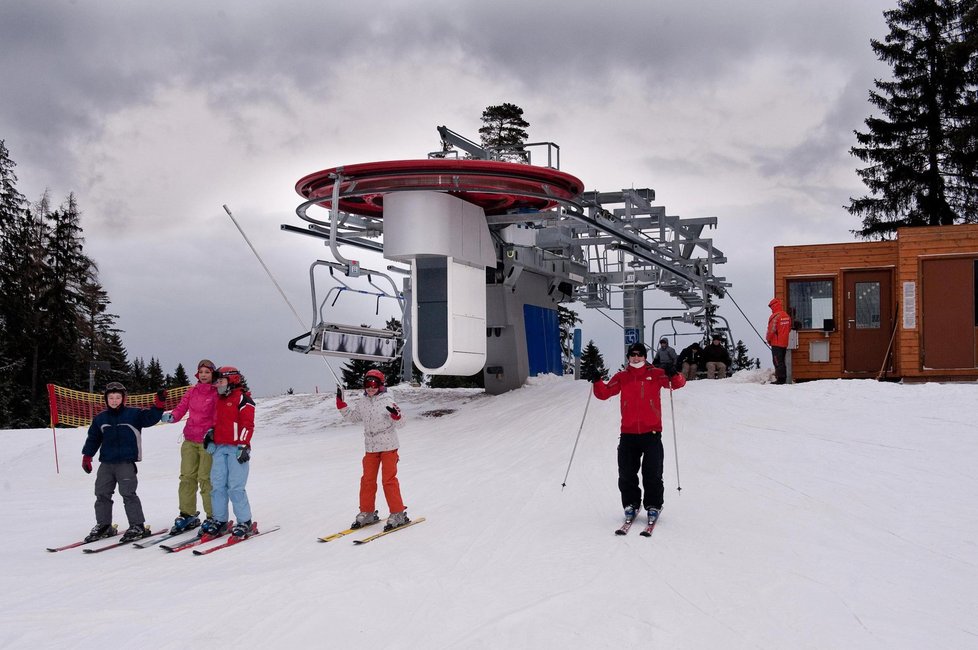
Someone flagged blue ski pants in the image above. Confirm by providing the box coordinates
[208,444,251,524]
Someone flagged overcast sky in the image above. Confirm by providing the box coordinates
[0,0,895,396]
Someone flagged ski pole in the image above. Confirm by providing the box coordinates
[561,387,593,490]
[668,385,682,492]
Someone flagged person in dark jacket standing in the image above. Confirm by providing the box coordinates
[81,382,165,543]
[702,335,732,379]
[592,342,685,528]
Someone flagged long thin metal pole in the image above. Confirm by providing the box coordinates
[669,385,682,492]
[222,204,342,385]
[561,387,593,490]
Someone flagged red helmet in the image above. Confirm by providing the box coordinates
[216,366,245,388]
[363,369,386,388]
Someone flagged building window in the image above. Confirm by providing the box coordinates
[787,279,834,330]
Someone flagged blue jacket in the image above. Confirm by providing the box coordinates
[82,405,163,463]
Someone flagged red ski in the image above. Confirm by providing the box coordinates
[192,523,280,555]
[47,525,118,552]
[160,521,233,553]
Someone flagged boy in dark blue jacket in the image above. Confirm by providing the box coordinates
[82,382,165,543]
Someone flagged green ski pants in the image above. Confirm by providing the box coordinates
[178,440,213,518]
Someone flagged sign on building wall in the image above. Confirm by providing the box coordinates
[903,281,917,329]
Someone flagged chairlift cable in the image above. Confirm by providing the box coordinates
[223,204,342,385]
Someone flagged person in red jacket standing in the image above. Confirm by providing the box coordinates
[593,342,685,528]
[766,298,792,385]
[200,366,257,539]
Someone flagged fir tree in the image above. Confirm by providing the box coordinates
[558,305,581,375]
[478,103,530,162]
[341,358,378,389]
[377,317,405,386]
[147,357,165,390]
[848,0,978,238]
[173,363,190,387]
[130,358,148,393]
[579,340,608,382]
[731,340,760,373]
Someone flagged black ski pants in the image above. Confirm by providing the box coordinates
[772,346,787,384]
[617,431,664,511]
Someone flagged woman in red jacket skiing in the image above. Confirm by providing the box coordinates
[593,342,685,528]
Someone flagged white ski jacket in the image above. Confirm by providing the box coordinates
[340,390,404,453]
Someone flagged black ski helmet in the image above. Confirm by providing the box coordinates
[626,342,647,358]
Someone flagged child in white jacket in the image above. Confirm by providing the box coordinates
[336,369,409,531]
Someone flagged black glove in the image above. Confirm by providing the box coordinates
[203,428,214,449]
[236,445,250,464]
[665,363,678,378]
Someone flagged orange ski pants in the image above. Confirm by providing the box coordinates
[359,450,405,514]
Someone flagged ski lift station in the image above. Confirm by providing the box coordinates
[283,127,731,394]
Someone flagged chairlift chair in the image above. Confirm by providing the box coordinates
[288,260,406,362]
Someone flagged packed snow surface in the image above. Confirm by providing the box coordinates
[1,374,976,649]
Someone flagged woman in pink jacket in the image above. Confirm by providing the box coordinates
[161,359,219,533]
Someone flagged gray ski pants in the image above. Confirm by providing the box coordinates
[94,462,144,527]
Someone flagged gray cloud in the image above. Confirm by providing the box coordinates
[0,0,898,394]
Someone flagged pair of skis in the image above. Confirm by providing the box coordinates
[47,521,279,554]
[317,517,426,545]
[615,515,658,537]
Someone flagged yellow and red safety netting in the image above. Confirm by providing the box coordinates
[47,384,191,428]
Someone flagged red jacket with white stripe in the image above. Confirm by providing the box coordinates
[212,388,255,447]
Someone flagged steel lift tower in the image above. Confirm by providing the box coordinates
[283,127,729,394]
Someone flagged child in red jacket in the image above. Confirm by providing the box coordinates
[593,342,685,527]
[200,366,257,539]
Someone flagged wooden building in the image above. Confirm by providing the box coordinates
[773,224,978,382]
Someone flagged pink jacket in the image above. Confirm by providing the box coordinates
[170,382,218,443]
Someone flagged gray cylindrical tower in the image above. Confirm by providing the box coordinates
[622,284,646,355]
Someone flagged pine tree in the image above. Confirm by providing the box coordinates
[731,340,759,373]
[173,363,190,387]
[558,305,581,375]
[478,103,530,162]
[377,317,404,386]
[40,193,94,389]
[579,340,608,382]
[0,140,28,427]
[341,358,378,389]
[848,0,978,238]
[130,358,148,393]
[147,357,165,390]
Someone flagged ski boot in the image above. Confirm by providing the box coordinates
[351,511,379,529]
[200,518,230,537]
[170,511,201,534]
[384,510,410,532]
[623,505,638,523]
[231,520,255,539]
[120,523,152,543]
[647,507,661,525]
[84,523,117,543]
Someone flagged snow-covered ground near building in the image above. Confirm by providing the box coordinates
[1,374,976,649]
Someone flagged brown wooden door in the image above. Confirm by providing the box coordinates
[921,258,975,369]
[843,269,893,373]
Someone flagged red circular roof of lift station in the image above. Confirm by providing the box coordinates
[295,159,585,218]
